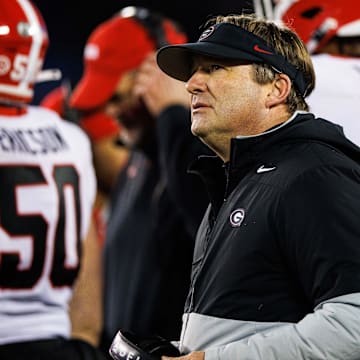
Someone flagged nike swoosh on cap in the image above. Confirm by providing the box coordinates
[257,165,277,173]
[253,44,273,55]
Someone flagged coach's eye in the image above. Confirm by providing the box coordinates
[207,64,223,73]
[189,63,224,77]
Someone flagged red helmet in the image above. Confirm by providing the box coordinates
[274,0,360,53]
[0,0,49,103]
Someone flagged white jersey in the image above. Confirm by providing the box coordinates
[307,53,360,146]
[0,106,96,344]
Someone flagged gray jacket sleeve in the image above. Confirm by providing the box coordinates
[205,293,360,360]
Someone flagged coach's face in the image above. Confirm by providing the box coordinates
[185,55,271,161]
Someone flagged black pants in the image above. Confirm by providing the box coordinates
[0,338,109,360]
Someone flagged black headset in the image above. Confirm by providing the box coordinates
[118,6,184,49]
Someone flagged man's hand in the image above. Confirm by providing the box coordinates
[162,351,205,360]
[134,52,190,117]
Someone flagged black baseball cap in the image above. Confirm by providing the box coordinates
[157,22,310,97]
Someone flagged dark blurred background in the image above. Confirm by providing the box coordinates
[32,0,254,105]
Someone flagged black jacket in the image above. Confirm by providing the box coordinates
[186,112,360,322]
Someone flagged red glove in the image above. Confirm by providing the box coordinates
[79,111,121,142]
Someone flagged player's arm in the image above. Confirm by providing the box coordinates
[69,218,103,346]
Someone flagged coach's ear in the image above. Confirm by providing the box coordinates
[265,73,292,108]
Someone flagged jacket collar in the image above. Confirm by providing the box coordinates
[229,111,305,170]
[188,112,311,209]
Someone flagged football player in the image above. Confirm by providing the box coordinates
[0,1,104,359]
